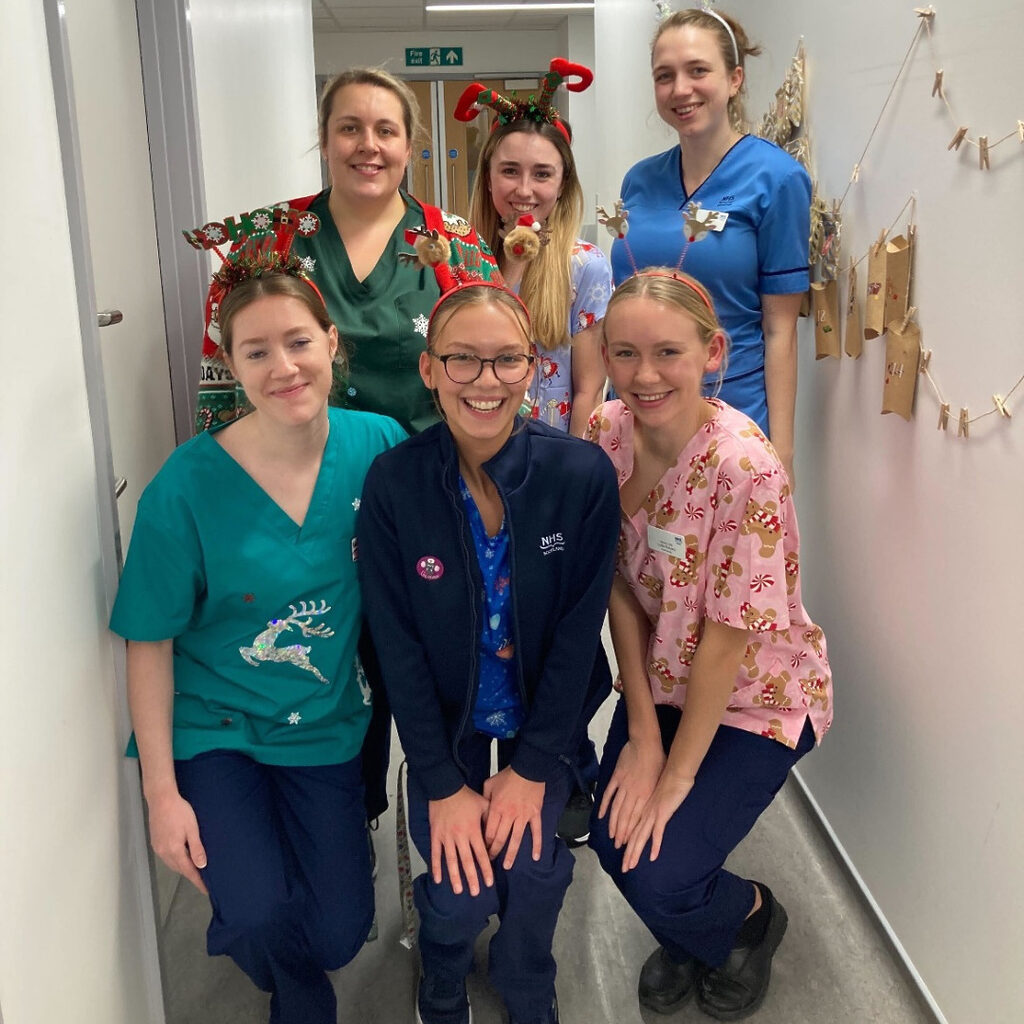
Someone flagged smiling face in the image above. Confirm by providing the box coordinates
[603,294,724,438]
[420,298,535,457]
[321,83,412,205]
[652,25,743,143]
[224,294,338,429]
[487,129,565,226]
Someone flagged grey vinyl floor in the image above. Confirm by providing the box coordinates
[158,693,935,1024]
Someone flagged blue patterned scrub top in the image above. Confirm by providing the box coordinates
[459,478,525,739]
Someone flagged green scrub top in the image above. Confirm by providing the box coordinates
[291,192,441,435]
[111,407,407,766]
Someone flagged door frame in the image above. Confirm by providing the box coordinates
[41,1,166,1020]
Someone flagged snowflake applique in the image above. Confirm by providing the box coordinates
[352,498,361,510]
[297,212,319,235]
[412,313,430,337]
[202,223,226,245]
[251,210,272,231]
[287,712,302,725]
[298,255,317,274]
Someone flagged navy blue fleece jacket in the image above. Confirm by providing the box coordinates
[358,418,619,801]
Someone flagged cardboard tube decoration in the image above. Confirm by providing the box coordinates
[883,233,913,330]
[881,319,922,420]
[812,280,841,360]
[864,231,888,340]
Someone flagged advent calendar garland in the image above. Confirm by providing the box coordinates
[752,6,1023,437]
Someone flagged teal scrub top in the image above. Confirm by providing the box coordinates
[291,192,441,435]
[111,407,407,766]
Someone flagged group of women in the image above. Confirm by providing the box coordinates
[112,8,832,1024]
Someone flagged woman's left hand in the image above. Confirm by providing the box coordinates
[482,767,546,869]
[621,767,694,872]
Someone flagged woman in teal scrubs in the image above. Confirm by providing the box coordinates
[112,265,405,1024]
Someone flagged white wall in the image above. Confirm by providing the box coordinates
[596,2,1024,1021]
[314,28,558,78]
[0,3,155,1022]
[190,0,322,216]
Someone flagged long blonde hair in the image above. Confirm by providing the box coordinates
[468,119,584,349]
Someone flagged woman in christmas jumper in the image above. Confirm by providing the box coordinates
[460,59,612,438]
[610,8,810,486]
[193,67,502,439]
[111,264,406,1024]
[358,283,619,1024]
[587,270,832,1021]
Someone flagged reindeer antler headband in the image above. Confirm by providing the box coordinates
[598,197,715,311]
[453,57,594,144]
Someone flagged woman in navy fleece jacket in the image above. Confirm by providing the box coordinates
[358,282,618,1024]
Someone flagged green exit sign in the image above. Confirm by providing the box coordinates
[405,46,464,68]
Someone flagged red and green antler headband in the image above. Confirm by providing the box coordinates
[453,57,594,144]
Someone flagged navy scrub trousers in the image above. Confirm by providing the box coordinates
[590,698,815,967]
[407,732,573,1022]
[175,750,374,1024]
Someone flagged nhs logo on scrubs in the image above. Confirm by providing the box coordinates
[540,531,565,556]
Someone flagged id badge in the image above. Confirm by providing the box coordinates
[695,208,729,231]
[647,524,687,557]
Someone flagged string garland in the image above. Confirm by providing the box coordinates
[920,7,1024,169]
[763,5,1024,437]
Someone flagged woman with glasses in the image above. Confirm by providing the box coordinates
[358,283,619,1024]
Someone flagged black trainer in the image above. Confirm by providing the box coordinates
[556,785,594,848]
[697,884,788,1021]
[415,970,472,1024]
[638,946,702,1014]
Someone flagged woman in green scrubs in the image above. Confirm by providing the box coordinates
[195,68,502,437]
[113,265,405,1024]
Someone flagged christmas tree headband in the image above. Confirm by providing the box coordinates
[183,203,327,312]
[453,58,594,145]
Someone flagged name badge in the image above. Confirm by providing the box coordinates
[647,524,687,557]
[695,208,729,231]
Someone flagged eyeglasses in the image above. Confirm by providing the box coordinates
[431,351,535,384]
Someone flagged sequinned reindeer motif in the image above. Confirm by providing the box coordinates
[240,601,335,684]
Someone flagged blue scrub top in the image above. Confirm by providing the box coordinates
[611,135,811,436]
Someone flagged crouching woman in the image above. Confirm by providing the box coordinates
[358,283,619,1024]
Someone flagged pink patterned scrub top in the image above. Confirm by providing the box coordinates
[588,399,833,750]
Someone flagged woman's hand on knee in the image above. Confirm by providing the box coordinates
[598,738,666,850]
[621,769,694,873]
[145,789,208,894]
[428,786,494,897]
[482,767,545,869]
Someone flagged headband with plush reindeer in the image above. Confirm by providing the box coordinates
[453,57,593,145]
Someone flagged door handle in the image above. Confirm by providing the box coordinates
[115,477,128,499]
[97,309,123,327]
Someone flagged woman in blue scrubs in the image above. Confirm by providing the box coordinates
[611,7,810,486]
[111,263,405,1024]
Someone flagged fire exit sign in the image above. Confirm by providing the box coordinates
[406,46,464,67]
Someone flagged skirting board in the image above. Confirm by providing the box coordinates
[790,767,948,1024]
